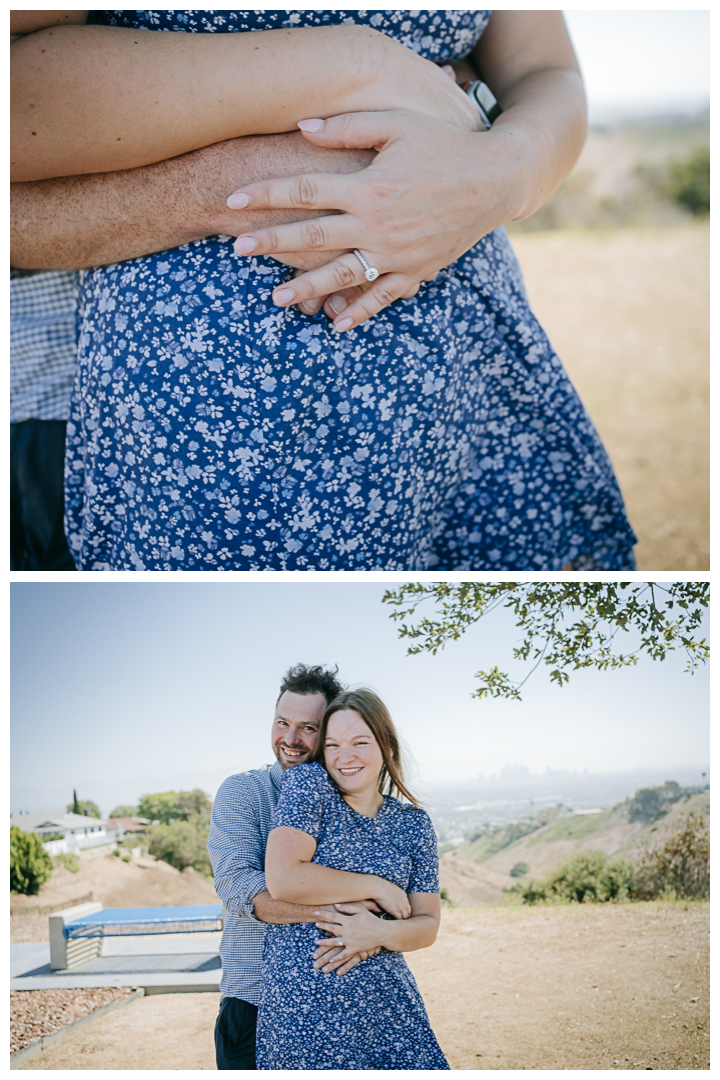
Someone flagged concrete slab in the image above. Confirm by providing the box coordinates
[11,971,221,993]
[11,938,222,994]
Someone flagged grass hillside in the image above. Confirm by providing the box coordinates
[447,791,709,890]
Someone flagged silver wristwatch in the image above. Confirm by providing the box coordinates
[464,80,502,129]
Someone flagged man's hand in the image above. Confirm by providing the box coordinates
[11,131,374,295]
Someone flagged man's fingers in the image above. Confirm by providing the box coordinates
[227,171,356,215]
[335,956,361,976]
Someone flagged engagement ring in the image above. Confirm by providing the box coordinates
[352,250,379,282]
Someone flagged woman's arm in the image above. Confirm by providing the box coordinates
[11,21,479,181]
[265,826,411,920]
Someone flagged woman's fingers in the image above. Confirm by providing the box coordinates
[234,213,359,259]
[272,251,371,310]
[228,170,356,217]
[276,254,416,331]
[325,272,414,331]
[314,920,344,935]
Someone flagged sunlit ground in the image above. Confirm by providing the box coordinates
[510,222,709,570]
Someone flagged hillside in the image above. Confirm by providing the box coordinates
[442,791,708,903]
[11,849,219,943]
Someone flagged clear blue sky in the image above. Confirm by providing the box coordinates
[11,583,708,816]
[563,9,709,120]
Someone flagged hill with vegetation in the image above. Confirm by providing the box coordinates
[442,784,708,903]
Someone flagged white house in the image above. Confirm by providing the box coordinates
[10,810,122,856]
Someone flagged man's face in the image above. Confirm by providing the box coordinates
[271,691,326,770]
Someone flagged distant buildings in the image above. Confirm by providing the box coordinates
[9,810,122,857]
[105,816,150,834]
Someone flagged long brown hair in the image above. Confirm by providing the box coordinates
[312,688,420,807]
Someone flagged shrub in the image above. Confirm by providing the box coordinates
[633,811,709,900]
[664,146,710,216]
[628,782,683,823]
[520,849,634,905]
[67,794,102,819]
[10,827,53,895]
[52,853,79,873]
[109,804,139,819]
[137,789,211,826]
[146,812,212,875]
[510,862,530,878]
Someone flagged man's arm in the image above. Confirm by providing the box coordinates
[11,132,374,271]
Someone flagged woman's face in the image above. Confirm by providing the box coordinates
[323,710,385,798]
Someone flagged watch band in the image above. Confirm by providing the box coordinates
[464,80,502,129]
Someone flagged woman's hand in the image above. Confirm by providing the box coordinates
[226,13,587,331]
[227,108,509,331]
[370,878,411,920]
[313,903,391,974]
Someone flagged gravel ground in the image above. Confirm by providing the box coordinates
[11,988,137,1054]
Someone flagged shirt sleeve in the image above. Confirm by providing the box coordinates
[407,810,441,894]
[271,762,329,841]
[207,775,269,921]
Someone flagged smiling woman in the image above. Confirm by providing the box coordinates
[260,688,446,1070]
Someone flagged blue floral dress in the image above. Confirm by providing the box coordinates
[255,762,448,1070]
[66,9,637,570]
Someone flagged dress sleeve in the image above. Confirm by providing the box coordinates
[271,762,330,841]
[407,810,441,893]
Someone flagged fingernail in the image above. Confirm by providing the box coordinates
[234,236,257,255]
[335,317,353,332]
[227,192,251,209]
[298,118,324,132]
[273,287,295,305]
[328,295,347,315]
[300,299,321,314]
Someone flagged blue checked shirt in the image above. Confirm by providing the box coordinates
[208,761,284,1003]
[10,269,79,422]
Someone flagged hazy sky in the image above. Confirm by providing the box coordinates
[563,9,709,119]
[11,583,708,816]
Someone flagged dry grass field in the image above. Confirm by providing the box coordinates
[18,900,708,1071]
[510,223,709,570]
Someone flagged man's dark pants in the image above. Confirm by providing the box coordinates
[10,420,75,570]
[215,997,258,1070]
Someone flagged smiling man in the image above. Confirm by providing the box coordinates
[209,664,348,1070]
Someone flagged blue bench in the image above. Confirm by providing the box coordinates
[50,903,223,970]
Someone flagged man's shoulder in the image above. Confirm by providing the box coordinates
[216,765,276,797]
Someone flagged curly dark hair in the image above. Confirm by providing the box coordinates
[277,664,346,707]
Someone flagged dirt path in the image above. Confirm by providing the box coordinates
[510,224,709,570]
[20,900,708,1070]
